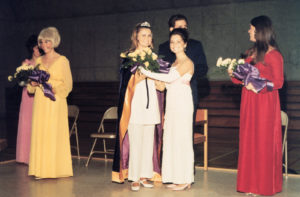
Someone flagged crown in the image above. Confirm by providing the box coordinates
[140,21,151,28]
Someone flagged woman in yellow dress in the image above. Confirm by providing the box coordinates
[27,27,73,179]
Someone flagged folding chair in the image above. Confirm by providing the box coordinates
[194,109,208,170]
[85,106,117,167]
[281,110,288,178]
[68,105,80,160]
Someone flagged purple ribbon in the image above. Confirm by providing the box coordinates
[157,58,170,73]
[130,62,143,74]
[28,70,56,101]
[233,63,273,93]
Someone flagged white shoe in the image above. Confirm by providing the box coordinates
[140,180,153,188]
[131,182,140,191]
[172,184,191,191]
[246,193,257,196]
[166,184,177,188]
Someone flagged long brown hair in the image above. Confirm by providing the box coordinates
[129,22,153,52]
[246,15,279,64]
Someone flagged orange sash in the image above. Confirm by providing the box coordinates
[115,72,144,182]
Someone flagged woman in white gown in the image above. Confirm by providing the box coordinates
[140,28,194,190]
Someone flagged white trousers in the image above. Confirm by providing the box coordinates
[128,123,154,182]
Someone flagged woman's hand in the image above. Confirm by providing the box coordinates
[30,81,39,87]
[245,83,257,93]
[227,68,233,77]
[139,67,148,76]
[136,70,146,81]
[155,80,165,91]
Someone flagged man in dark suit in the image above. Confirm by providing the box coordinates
[158,14,208,119]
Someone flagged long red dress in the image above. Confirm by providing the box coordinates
[232,50,283,196]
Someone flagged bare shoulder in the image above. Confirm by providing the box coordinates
[183,57,194,68]
[177,57,194,75]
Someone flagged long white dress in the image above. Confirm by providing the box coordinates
[162,69,194,184]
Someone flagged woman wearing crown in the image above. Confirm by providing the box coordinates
[112,22,164,191]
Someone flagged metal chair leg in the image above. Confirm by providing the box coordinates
[75,125,80,160]
[285,141,288,179]
[85,138,98,167]
[204,121,208,171]
[103,139,107,160]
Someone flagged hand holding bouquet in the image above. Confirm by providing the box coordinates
[216,57,245,76]
[120,48,170,109]
[120,47,169,74]
[8,60,56,101]
[28,69,56,101]
[216,57,273,93]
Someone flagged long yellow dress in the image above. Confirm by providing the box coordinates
[28,55,73,178]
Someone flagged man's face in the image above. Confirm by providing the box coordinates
[170,19,188,31]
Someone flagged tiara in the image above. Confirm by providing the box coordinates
[140,21,151,28]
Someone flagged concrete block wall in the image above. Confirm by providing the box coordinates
[1,0,300,117]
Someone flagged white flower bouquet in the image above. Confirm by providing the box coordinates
[120,47,161,73]
[8,59,39,86]
[216,56,273,93]
[216,57,245,73]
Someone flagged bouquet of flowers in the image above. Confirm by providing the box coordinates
[8,60,56,101]
[216,57,273,93]
[7,59,38,86]
[120,47,170,108]
[216,57,245,73]
[120,47,169,74]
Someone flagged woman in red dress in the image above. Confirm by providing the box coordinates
[229,15,283,196]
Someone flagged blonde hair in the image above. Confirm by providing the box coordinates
[129,22,153,52]
[38,27,61,48]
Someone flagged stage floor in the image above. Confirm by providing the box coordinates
[0,158,300,197]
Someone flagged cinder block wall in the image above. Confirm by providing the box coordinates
[1,0,300,118]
